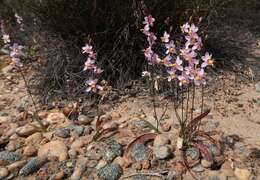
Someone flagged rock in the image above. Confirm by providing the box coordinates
[55,128,70,138]
[234,168,251,180]
[185,147,200,161]
[201,159,213,168]
[110,112,121,119]
[223,136,235,148]
[192,164,205,172]
[23,145,37,156]
[77,115,92,125]
[98,164,123,180]
[38,140,68,161]
[153,134,170,147]
[113,157,125,167]
[221,161,234,177]
[19,157,47,176]
[25,132,43,145]
[96,160,107,170]
[46,111,68,125]
[0,167,8,179]
[141,160,150,169]
[161,123,171,132]
[16,124,39,137]
[154,145,172,160]
[103,140,123,163]
[52,171,65,180]
[6,160,27,172]
[6,141,19,151]
[16,96,29,112]
[0,151,21,164]
[84,126,93,135]
[131,144,150,162]
[0,116,10,124]
[255,82,260,93]
[71,126,85,136]
[70,158,88,180]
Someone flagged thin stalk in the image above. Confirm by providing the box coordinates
[18,67,46,131]
[185,86,190,123]
[201,85,204,114]
[191,84,195,120]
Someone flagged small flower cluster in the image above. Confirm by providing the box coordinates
[15,13,24,31]
[1,20,10,44]
[1,19,24,67]
[9,43,24,67]
[142,15,214,87]
[82,43,103,93]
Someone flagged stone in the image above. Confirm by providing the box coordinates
[16,96,29,112]
[53,171,65,180]
[185,147,200,161]
[6,160,27,172]
[70,158,88,180]
[0,167,8,179]
[110,112,121,119]
[192,164,205,172]
[6,141,19,151]
[153,134,170,147]
[16,124,39,137]
[255,82,260,93]
[201,159,213,168]
[154,145,172,160]
[141,160,150,169]
[113,157,125,167]
[19,157,47,176]
[0,151,21,164]
[25,132,43,145]
[38,140,68,161]
[131,144,150,162]
[103,140,123,163]
[23,145,37,156]
[77,115,92,125]
[0,116,10,124]
[221,161,234,177]
[96,160,107,170]
[55,128,70,138]
[223,136,235,148]
[98,164,123,180]
[234,168,251,180]
[161,123,171,132]
[46,111,68,125]
[72,126,85,136]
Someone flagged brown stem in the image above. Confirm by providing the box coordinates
[191,84,195,120]
[18,67,46,131]
[185,85,190,123]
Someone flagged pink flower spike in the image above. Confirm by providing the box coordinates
[94,67,103,74]
[194,68,206,86]
[147,32,157,46]
[143,47,153,59]
[142,71,151,77]
[86,79,102,93]
[177,73,189,86]
[167,68,177,82]
[2,34,10,44]
[175,56,183,71]
[201,52,214,67]
[181,23,190,33]
[143,15,155,27]
[82,44,93,54]
[165,40,176,54]
[161,32,170,43]
[189,24,199,34]
[162,55,172,67]
[83,58,95,71]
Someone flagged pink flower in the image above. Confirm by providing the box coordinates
[150,53,161,64]
[167,68,177,82]
[143,47,153,59]
[165,40,176,54]
[194,68,206,86]
[94,67,103,74]
[83,58,95,71]
[192,37,203,51]
[201,52,214,68]
[142,71,151,77]
[86,79,103,93]
[189,24,199,34]
[177,72,189,86]
[2,34,10,44]
[161,32,170,43]
[11,57,23,67]
[10,43,24,58]
[162,55,172,67]
[181,23,190,33]
[181,48,197,62]
[168,56,183,71]
[143,15,155,27]
[82,44,93,54]
[147,32,157,46]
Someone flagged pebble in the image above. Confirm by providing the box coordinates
[6,160,27,172]
[113,157,125,167]
[38,140,68,161]
[0,167,8,179]
[55,128,70,138]
[192,164,205,172]
[16,96,29,112]
[23,145,37,156]
[96,160,107,170]
[16,124,39,137]
[77,115,92,125]
[110,112,121,119]
[103,140,123,163]
[52,171,65,180]
[153,134,170,147]
[0,151,21,164]
[131,144,150,162]
[185,147,200,161]
[70,158,88,180]
[6,141,19,151]
[154,145,172,160]
[234,168,251,180]
[25,132,43,145]
[19,157,47,176]
[0,116,10,124]
[46,111,68,125]
[201,159,213,168]
[161,123,171,132]
[71,126,85,136]
[97,164,123,180]
[255,82,260,93]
